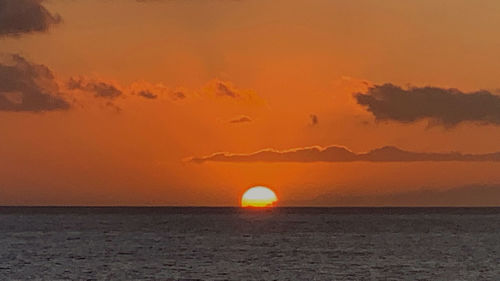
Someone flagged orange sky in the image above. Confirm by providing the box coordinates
[1,0,500,206]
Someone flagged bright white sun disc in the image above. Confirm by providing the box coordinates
[241,186,278,207]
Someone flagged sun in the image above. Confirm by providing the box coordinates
[241,186,278,207]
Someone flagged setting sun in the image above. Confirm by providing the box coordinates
[241,186,278,207]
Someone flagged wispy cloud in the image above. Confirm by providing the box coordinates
[129,81,189,101]
[309,114,318,126]
[67,77,122,99]
[171,90,186,100]
[215,81,239,98]
[203,79,265,106]
[137,90,158,99]
[190,145,500,163]
[229,115,252,124]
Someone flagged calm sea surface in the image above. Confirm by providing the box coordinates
[0,207,499,280]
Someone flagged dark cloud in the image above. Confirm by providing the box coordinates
[104,101,121,113]
[215,81,238,98]
[172,91,186,100]
[229,115,252,124]
[0,0,61,37]
[310,114,318,126]
[190,145,500,163]
[354,83,500,127]
[287,185,500,207]
[137,90,158,99]
[0,54,70,112]
[67,77,122,99]
[204,79,264,105]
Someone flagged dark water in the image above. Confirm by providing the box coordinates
[0,207,499,280]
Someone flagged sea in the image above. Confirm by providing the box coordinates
[0,207,499,280]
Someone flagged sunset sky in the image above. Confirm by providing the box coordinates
[2,0,500,206]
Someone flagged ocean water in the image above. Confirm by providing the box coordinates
[0,207,499,280]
